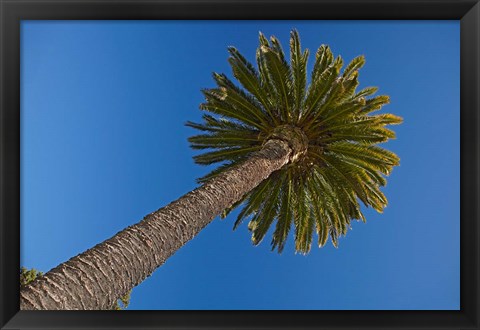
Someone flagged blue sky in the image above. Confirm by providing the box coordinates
[20,21,459,310]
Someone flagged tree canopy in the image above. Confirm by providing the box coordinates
[187,30,402,254]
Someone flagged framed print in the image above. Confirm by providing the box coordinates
[1,0,479,329]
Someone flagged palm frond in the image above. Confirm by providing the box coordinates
[290,29,309,120]
[193,146,261,165]
[259,43,293,122]
[343,55,365,78]
[271,171,293,252]
[227,47,276,118]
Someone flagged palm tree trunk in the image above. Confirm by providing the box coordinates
[20,139,292,310]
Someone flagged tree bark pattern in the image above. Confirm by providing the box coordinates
[20,139,291,310]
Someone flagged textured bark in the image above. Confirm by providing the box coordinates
[20,139,291,310]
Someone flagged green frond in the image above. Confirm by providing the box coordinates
[336,155,388,186]
[309,169,346,244]
[308,181,330,247]
[311,45,334,82]
[186,114,256,133]
[317,114,402,140]
[354,86,378,99]
[210,73,271,127]
[188,132,259,150]
[308,99,365,133]
[234,176,273,229]
[200,89,264,129]
[301,66,338,123]
[227,47,275,116]
[193,146,261,165]
[343,55,365,78]
[321,134,388,145]
[269,36,288,64]
[374,113,403,125]
[359,95,390,115]
[258,31,270,47]
[315,169,352,231]
[328,142,399,173]
[250,173,283,245]
[290,29,309,120]
[301,56,344,124]
[341,71,360,101]
[308,76,346,125]
[271,171,293,252]
[327,155,387,212]
[292,174,315,254]
[319,154,370,207]
[259,44,293,122]
[185,120,211,132]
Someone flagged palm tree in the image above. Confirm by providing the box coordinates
[20,30,401,310]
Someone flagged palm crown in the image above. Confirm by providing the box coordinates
[187,30,402,254]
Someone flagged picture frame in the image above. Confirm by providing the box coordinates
[1,0,478,329]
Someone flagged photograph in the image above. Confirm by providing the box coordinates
[19,20,459,311]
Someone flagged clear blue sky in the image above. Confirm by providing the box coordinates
[20,20,459,310]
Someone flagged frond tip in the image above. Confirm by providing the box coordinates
[187,29,402,254]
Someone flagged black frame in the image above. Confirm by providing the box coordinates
[1,0,478,329]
